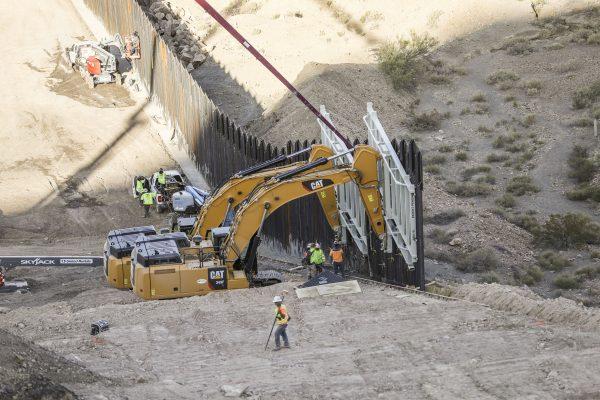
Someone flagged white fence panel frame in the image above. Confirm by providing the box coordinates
[318,106,368,255]
[364,102,417,267]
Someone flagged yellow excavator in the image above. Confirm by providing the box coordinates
[131,145,385,300]
[190,144,340,239]
[104,145,335,290]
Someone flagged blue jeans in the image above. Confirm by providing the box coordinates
[274,324,289,347]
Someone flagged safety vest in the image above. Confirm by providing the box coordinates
[310,249,325,265]
[330,248,343,263]
[141,192,155,206]
[157,172,166,185]
[275,305,289,325]
[136,179,146,193]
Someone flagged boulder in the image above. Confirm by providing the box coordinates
[449,238,463,247]
[220,384,248,398]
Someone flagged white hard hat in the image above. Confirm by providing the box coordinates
[273,296,283,303]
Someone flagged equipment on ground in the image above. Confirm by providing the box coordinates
[103,226,156,289]
[66,39,120,89]
[90,320,110,336]
[150,169,186,213]
[130,145,385,300]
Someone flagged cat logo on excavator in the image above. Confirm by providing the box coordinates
[303,179,333,192]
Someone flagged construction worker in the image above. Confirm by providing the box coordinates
[140,191,156,218]
[156,168,167,192]
[135,176,147,198]
[272,295,290,351]
[310,242,325,275]
[330,241,345,279]
[0,269,5,288]
[303,243,314,278]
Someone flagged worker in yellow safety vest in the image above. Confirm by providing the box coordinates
[140,191,156,218]
[156,168,167,192]
[272,296,290,351]
[310,243,325,275]
[135,176,147,198]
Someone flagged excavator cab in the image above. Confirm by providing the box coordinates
[103,226,156,289]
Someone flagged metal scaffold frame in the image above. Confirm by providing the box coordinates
[364,102,417,268]
[318,106,368,255]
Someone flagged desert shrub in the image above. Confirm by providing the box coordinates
[566,185,600,202]
[424,208,466,225]
[537,251,571,271]
[525,80,542,90]
[592,106,600,120]
[591,250,600,259]
[587,33,600,45]
[471,93,487,103]
[568,118,594,127]
[535,213,600,249]
[460,107,471,115]
[575,265,600,280]
[522,114,536,127]
[568,145,596,183]
[486,70,520,85]
[438,145,453,153]
[504,95,517,102]
[424,248,455,263]
[408,109,443,131]
[474,104,489,114]
[508,214,540,233]
[496,193,516,208]
[475,175,496,184]
[455,248,500,272]
[479,272,500,284]
[428,228,453,244]
[424,165,441,174]
[376,32,437,91]
[446,182,492,197]
[501,37,535,55]
[487,153,510,163]
[426,155,447,165]
[455,152,468,161]
[572,80,600,109]
[506,176,540,196]
[505,143,527,153]
[553,274,581,289]
[462,165,491,181]
[493,133,520,148]
[477,125,493,133]
[527,265,544,282]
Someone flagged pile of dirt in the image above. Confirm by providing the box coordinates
[454,283,600,331]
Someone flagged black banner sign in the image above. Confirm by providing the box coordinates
[208,266,227,290]
[301,179,334,192]
[0,257,103,268]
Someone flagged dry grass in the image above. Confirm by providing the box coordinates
[446,181,492,197]
[462,165,491,181]
[455,151,468,161]
[486,153,510,163]
[470,93,487,103]
[424,209,465,225]
[428,228,453,244]
[537,251,572,271]
[535,213,600,249]
[486,70,520,85]
[408,109,444,131]
[496,193,516,208]
[553,274,581,289]
[568,145,597,183]
[455,248,500,272]
[572,80,600,109]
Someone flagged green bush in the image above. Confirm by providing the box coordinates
[471,93,487,103]
[508,214,540,233]
[572,80,600,109]
[376,32,437,91]
[424,165,441,174]
[462,165,491,181]
[424,209,465,225]
[455,151,468,161]
[505,143,527,153]
[487,153,510,163]
[486,70,520,85]
[506,176,540,196]
[568,145,596,184]
[446,182,492,197]
[456,248,500,272]
[587,32,600,45]
[568,118,594,127]
[438,145,453,153]
[496,193,516,208]
[553,274,581,289]
[426,155,447,165]
[575,265,600,280]
[475,175,496,185]
[522,114,536,127]
[477,125,493,133]
[566,185,600,202]
[537,251,571,271]
[527,265,544,282]
[408,110,444,131]
[535,213,600,249]
[492,133,521,149]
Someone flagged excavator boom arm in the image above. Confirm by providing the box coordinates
[222,145,385,267]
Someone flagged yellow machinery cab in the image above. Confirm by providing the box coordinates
[103,226,156,289]
[131,236,250,300]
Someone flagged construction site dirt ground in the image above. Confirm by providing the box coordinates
[3,0,600,399]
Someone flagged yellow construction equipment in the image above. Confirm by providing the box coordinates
[191,144,339,238]
[131,145,385,300]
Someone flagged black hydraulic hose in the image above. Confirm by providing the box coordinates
[273,157,329,182]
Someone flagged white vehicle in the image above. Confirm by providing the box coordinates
[150,170,186,213]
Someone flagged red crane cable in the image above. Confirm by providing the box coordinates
[194,0,353,149]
